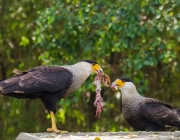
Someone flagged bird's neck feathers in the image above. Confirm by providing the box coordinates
[64,61,93,83]
[120,82,142,100]
[73,62,93,77]
[62,62,94,95]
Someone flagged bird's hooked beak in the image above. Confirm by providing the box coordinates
[111,79,125,90]
[111,81,118,90]
[92,64,104,75]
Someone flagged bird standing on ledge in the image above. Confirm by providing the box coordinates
[0,60,104,133]
[111,77,180,131]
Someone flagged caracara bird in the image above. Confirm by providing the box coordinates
[111,77,180,131]
[0,60,104,133]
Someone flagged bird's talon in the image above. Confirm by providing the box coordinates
[57,130,68,134]
[47,128,68,134]
[47,128,53,132]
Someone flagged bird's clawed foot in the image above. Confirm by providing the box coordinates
[47,128,68,134]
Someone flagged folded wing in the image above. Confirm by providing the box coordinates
[0,66,73,94]
[140,99,180,128]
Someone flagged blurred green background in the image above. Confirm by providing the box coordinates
[0,0,180,139]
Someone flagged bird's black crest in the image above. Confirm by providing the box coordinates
[120,77,134,83]
[81,60,98,65]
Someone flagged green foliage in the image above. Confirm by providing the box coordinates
[33,0,180,95]
[0,0,180,139]
[0,0,52,139]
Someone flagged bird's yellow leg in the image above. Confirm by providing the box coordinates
[47,111,68,134]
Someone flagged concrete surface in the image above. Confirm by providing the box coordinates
[16,131,180,140]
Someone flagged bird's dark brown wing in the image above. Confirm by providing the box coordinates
[140,99,180,127]
[0,66,73,94]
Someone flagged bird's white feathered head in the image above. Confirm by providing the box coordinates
[111,77,137,94]
[79,60,104,75]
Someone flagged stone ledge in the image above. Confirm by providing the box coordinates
[16,131,180,140]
